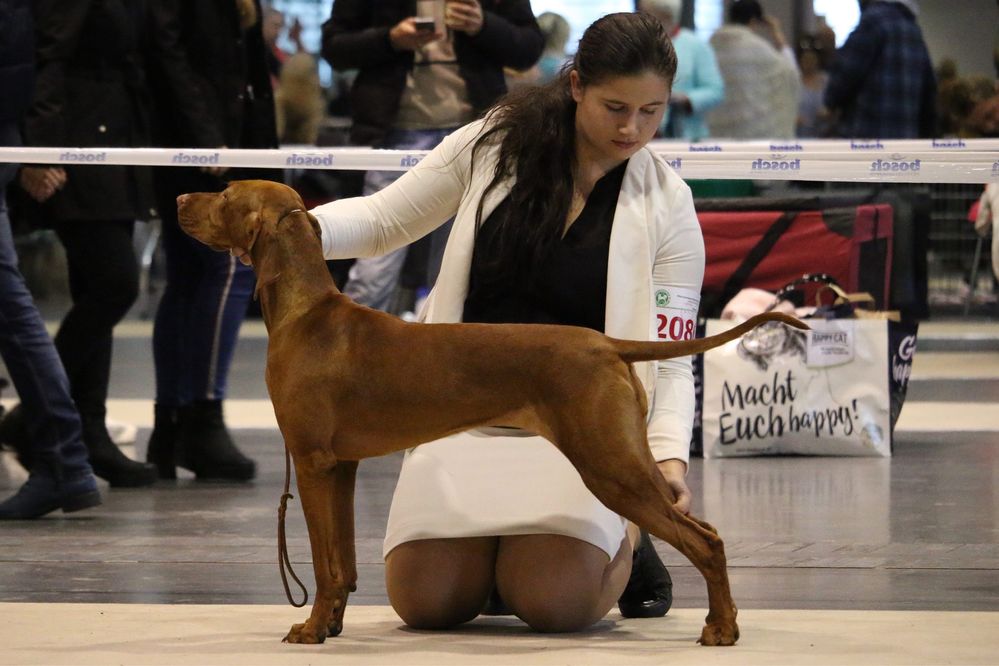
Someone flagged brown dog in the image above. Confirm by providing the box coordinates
[177,179,806,647]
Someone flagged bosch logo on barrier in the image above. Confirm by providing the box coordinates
[59,151,107,162]
[870,155,921,172]
[769,143,803,152]
[689,144,722,152]
[666,157,682,170]
[850,140,885,150]
[399,155,422,167]
[751,155,801,171]
[931,138,966,149]
[286,153,334,167]
[173,152,220,165]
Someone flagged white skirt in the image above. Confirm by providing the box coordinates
[383,428,627,560]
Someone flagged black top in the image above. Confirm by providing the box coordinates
[463,160,629,333]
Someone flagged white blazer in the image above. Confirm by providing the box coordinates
[311,119,705,464]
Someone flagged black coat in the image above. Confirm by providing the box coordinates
[0,0,34,125]
[22,0,155,222]
[322,0,543,146]
[144,0,279,192]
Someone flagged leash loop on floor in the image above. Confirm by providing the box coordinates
[278,445,309,608]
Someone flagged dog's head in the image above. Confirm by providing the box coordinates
[176,179,320,252]
[177,180,322,294]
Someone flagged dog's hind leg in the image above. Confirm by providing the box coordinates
[551,403,738,646]
[584,461,739,645]
[326,459,358,638]
[283,445,342,644]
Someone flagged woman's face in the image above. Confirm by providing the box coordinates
[571,70,670,165]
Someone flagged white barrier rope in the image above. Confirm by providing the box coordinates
[1,139,997,183]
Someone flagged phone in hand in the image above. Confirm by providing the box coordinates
[414,17,436,33]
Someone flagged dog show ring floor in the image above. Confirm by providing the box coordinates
[2,320,998,665]
[3,604,998,665]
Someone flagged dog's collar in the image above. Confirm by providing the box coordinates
[276,208,306,226]
[247,208,305,255]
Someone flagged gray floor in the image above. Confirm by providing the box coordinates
[1,320,998,615]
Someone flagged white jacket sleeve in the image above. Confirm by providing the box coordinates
[647,176,705,466]
[310,120,484,260]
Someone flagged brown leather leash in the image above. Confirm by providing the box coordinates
[278,444,309,608]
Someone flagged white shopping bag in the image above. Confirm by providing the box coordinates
[701,317,892,457]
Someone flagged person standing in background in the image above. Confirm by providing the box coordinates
[0,0,103,518]
[796,36,830,137]
[824,0,936,139]
[143,0,279,482]
[636,0,724,141]
[261,6,288,86]
[707,0,800,139]
[12,0,162,489]
[825,1,937,323]
[535,12,570,84]
[321,0,543,314]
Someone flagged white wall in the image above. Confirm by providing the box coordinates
[919,0,997,77]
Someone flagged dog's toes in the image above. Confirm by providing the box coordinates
[697,621,739,646]
[283,621,327,644]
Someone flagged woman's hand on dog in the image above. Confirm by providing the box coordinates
[658,459,691,515]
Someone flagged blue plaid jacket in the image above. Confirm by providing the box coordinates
[825,2,937,139]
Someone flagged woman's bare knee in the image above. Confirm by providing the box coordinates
[496,534,628,633]
[514,590,605,633]
[385,537,497,630]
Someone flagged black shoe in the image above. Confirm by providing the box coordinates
[180,400,256,481]
[618,530,673,618]
[81,415,158,488]
[480,587,512,616]
[0,457,102,520]
[145,404,180,480]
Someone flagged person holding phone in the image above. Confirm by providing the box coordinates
[320,0,543,314]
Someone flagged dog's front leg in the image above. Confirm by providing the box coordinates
[284,447,342,644]
[326,460,358,638]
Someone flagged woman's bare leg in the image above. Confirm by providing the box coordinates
[385,536,498,629]
[495,533,633,633]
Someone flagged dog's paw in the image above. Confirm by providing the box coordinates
[327,620,343,638]
[283,620,327,644]
[698,620,739,646]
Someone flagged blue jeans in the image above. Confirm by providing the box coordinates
[152,173,254,406]
[344,127,456,311]
[0,122,91,477]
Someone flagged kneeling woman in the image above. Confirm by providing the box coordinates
[310,12,703,632]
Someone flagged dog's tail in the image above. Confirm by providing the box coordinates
[611,312,808,364]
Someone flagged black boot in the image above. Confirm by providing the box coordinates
[180,400,256,481]
[145,404,180,479]
[0,451,102,519]
[618,530,673,618]
[80,414,158,488]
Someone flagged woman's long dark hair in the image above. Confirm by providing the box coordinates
[470,12,677,289]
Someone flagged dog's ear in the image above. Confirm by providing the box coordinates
[242,211,262,253]
[306,211,322,241]
[249,210,283,300]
